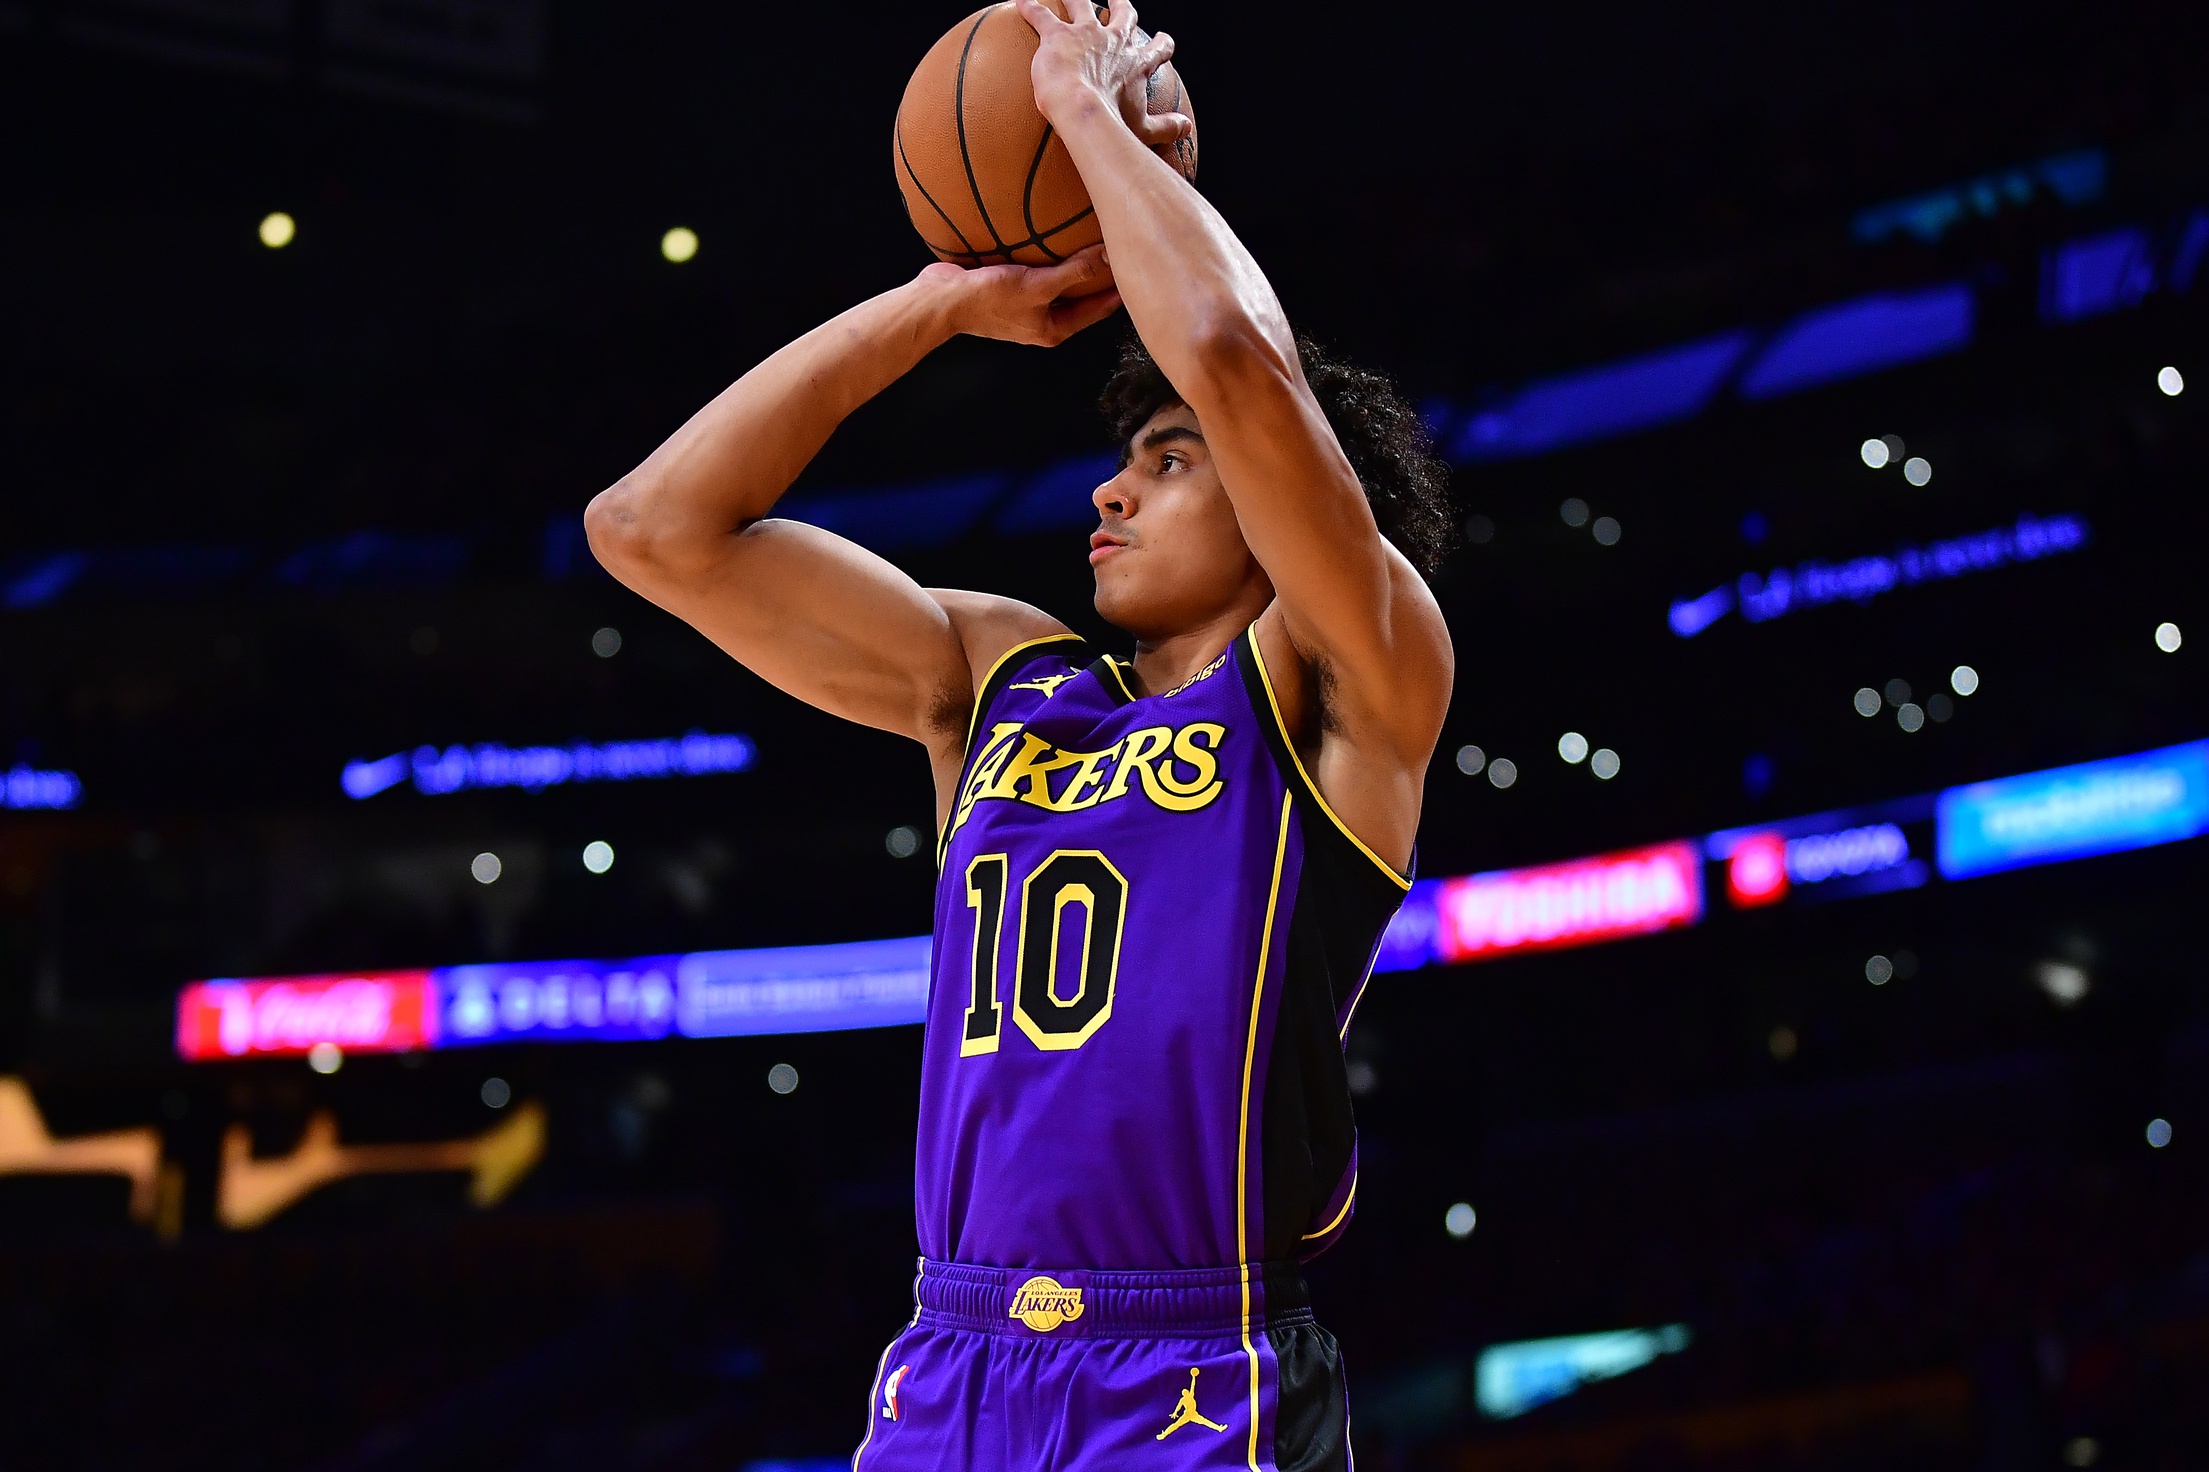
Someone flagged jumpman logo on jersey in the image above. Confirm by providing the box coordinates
[1154,1367,1229,1439]
[1008,674,1076,699]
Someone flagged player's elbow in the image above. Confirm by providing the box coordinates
[1177,310,1300,409]
[584,475,713,590]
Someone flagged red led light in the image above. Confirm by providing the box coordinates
[1727,832,1791,908]
[175,973,438,1060]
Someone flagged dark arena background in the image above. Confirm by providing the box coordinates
[4,0,2209,1467]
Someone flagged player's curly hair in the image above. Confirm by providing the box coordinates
[1098,334,1456,579]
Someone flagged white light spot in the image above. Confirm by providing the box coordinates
[1897,702,1925,732]
[2064,1436,2102,1468]
[1454,744,1486,776]
[591,626,623,658]
[481,1076,511,1109]
[885,825,922,859]
[1881,434,1907,462]
[767,1063,799,1095]
[307,1041,343,1074]
[1854,687,1882,717]
[1884,678,1912,707]
[1590,748,1620,780]
[1865,954,1894,985]
[2036,960,2089,1006]
[2156,622,2183,653]
[471,851,503,885]
[1444,1202,1477,1238]
[1558,732,1589,764]
[1591,516,1621,546]
[2146,1117,2173,1149]
[2158,365,2184,397]
[661,226,699,263]
[1559,498,1590,528]
[259,211,296,248]
[582,840,615,874]
[1860,437,1890,468]
[1903,456,1932,486]
[1927,693,1954,723]
[1950,664,1980,696]
[1486,757,1518,789]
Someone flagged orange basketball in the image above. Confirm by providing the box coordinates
[894,2,1198,267]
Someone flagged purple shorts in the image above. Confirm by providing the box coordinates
[851,1260,1351,1472]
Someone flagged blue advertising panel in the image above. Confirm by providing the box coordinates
[1938,740,2209,879]
[676,936,931,1038]
[438,956,685,1046]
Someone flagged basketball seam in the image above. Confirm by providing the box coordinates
[897,118,981,259]
[952,10,1012,256]
[1020,125,1066,263]
[923,205,1096,267]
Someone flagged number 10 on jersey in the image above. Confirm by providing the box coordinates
[961,849,1128,1055]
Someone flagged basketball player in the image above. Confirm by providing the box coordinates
[585,2,1454,1465]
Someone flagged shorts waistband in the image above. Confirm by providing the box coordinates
[911,1258,1311,1339]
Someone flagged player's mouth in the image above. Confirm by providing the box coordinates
[1088,528,1130,565]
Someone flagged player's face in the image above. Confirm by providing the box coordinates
[1088,403,1271,640]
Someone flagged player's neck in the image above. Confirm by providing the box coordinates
[1125,604,1265,699]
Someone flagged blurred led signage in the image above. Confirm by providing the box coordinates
[342,732,754,800]
[1852,148,2105,246]
[1937,740,2209,879]
[1669,512,2088,637]
[1380,842,1704,970]
[1477,1324,1692,1420]
[3,765,81,810]
[179,741,2209,1048]
[2042,227,2159,323]
[176,973,440,1060]
[177,938,930,1061]
[1736,283,1975,400]
[1451,332,1753,462]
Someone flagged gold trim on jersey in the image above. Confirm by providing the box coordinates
[939,634,1087,866]
[1236,791,1295,1472]
[1241,626,1414,892]
[1302,1173,1357,1241]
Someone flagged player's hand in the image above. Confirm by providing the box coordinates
[920,244,1122,348]
[1015,0,1191,150]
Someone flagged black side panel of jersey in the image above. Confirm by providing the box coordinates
[1236,629,1410,1262]
[1269,1320,1352,1472]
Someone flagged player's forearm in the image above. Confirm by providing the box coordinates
[587,278,960,586]
[1052,98,1298,408]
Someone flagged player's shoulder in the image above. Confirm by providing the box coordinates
[926,590,1077,681]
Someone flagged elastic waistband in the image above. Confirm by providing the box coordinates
[912,1258,1311,1340]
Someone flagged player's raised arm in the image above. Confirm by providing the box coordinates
[1017,0,1453,765]
[583,253,1120,765]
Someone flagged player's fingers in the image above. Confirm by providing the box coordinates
[1132,109,1194,148]
[1136,30,1176,72]
[1102,0,1136,34]
[1047,287,1123,342]
[1014,0,1070,33]
[1034,244,1113,298]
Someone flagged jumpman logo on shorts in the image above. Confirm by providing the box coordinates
[1154,1367,1229,1439]
[1008,674,1076,698]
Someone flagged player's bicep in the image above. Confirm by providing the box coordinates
[621,518,978,745]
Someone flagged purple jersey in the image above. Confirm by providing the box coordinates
[917,628,1411,1271]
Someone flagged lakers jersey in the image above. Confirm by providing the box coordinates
[916,627,1411,1271]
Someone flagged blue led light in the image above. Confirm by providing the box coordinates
[3,766,82,810]
[1670,512,2088,637]
[1453,332,1752,462]
[1938,741,2209,880]
[783,473,1010,552]
[675,936,932,1038]
[2041,227,2158,323]
[1737,284,1975,400]
[1476,1325,1692,1420]
[1851,149,2106,246]
[993,452,1119,536]
[341,732,755,800]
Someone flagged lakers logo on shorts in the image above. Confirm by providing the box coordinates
[1007,1275,1086,1332]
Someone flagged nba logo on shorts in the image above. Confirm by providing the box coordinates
[882,1364,910,1420]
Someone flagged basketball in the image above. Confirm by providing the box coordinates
[894,2,1198,267]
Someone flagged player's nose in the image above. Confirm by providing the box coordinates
[1092,472,1134,519]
